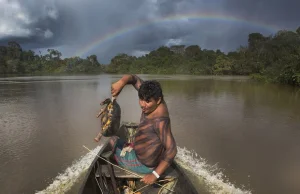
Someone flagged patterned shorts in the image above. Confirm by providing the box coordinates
[113,138,153,174]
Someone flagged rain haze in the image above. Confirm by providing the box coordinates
[1,0,299,63]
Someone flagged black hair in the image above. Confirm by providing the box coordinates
[138,80,164,101]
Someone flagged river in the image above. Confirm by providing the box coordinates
[0,74,299,194]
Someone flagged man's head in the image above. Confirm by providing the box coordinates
[138,80,164,114]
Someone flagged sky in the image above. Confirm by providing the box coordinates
[0,0,299,63]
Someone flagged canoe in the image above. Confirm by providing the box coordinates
[78,122,198,194]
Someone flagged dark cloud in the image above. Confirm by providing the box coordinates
[0,0,79,48]
[156,0,190,16]
[0,0,299,63]
[221,0,300,28]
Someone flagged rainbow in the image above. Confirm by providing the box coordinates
[74,12,282,57]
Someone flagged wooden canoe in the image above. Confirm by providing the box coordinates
[78,122,198,194]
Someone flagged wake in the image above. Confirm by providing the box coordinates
[35,145,103,194]
[35,146,251,194]
[176,147,252,194]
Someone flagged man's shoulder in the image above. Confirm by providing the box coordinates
[156,102,169,116]
[153,115,170,126]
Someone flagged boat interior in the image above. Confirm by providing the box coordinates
[79,122,198,194]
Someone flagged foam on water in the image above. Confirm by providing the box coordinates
[35,145,103,194]
[175,147,252,194]
[36,145,251,194]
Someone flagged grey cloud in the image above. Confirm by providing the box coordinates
[156,0,187,16]
[131,22,191,46]
[0,0,299,63]
[221,0,300,29]
[0,0,79,49]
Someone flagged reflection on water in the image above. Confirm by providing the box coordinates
[158,77,300,194]
[0,75,300,194]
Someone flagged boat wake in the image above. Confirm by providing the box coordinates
[176,147,252,194]
[35,145,251,194]
[35,145,103,194]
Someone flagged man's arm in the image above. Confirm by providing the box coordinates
[111,74,144,97]
[154,118,177,176]
[120,74,144,91]
[141,118,177,185]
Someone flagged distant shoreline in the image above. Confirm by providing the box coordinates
[1,27,300,86]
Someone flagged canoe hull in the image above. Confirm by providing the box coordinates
[79,122,198,194]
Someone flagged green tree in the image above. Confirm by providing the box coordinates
[213,55,233,75]
[185,45,202,60]
[296,27,300,35]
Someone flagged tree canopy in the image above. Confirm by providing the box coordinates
[1,27,300,86]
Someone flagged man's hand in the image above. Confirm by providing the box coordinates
[140,173,158,185]
[111,80,125,97]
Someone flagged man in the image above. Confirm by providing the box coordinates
[110,74,177,185]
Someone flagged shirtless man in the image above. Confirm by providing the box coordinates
[111,74,177,185]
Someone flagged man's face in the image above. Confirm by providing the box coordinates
[139,97,161,114]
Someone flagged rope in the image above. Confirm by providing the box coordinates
[158,180,175,194]
[82,145,175,193]
[133,184,151,193]
[94,176,104,193]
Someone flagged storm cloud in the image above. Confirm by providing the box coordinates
[0,0,299,63]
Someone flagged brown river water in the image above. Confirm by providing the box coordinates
[0,74,299,194]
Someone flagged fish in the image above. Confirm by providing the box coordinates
[94,97,121,142]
